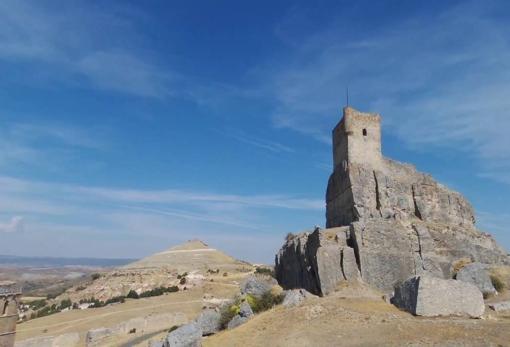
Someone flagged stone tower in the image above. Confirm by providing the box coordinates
[332,106,382,170]
[0,281,21,347]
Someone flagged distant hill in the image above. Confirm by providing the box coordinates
[0,254,136,268]
[124,239,248,271]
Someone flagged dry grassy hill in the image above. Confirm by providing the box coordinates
[125,240,248,271]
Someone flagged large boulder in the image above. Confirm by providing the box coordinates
[226,315,248,330]
[391,275,484,318]
[164,322,202,347]
[456,262,496,296]
[241,275,277,297]
[194,309,221,336]
[282,289,317,307]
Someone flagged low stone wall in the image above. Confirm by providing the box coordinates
[15,333,79,347]
[86,312,187,347]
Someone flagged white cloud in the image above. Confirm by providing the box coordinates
[0,216,24,233]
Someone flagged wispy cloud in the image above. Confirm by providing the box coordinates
[0,120,105,169]
[0,175,323,259]
[220,129,295,154]
[263,1,510,183]
[0,216,24,233]
[0,0,171,97]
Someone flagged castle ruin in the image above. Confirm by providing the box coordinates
[276,106,509,295]
[0,282,21,347]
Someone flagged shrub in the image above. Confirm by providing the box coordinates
[491,274,506,292]
[127,290,139,299]
[247,292,284,313]
[180,277,187,285]
[223,272,228,277]
[29,299,47,311]
[219,301,241,329]
[177,272,188,279]
[76,286,86,291]
[59,299,72,310]
[129,328,136,334]
[255,267,274,277]
[91,273,101,281]
[138,286,179,298]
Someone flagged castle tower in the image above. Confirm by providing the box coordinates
[332,107,382,170]
[326,107,383,227]
[0,282,21,347]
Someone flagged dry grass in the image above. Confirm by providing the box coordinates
[451,257,472,274]
[204,283,510,347]
[16,273,245,346]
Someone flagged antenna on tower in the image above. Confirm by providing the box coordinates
[346,86,349,107]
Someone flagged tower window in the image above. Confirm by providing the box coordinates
[362,128,367,136]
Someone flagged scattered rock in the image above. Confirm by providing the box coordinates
[149,341,164,347]
[226,315,248,330]
[194,309,221,336]
[391,275,484,318]
[241,275,277,297]
[239,301,254,318]
[456,262,496,296]
[282,289,316,307]
[488,300,510,312]
[164,322,202,347]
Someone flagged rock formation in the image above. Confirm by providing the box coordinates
[275,107,509,295]
[391,275,485,318]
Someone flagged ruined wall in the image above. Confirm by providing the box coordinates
[0,283,21,347]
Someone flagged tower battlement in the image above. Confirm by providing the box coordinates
[332,107,382,169]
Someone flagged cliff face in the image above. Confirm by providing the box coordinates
[276,108,508,295]
[326,159,475,229]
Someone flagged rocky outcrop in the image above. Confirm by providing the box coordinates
[391,275,484,317]
[275,227,361,295]
[456,262,496,296]
[275,107,509,295]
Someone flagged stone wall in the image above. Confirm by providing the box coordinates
[86,312,187,347]
[0,282,21,347]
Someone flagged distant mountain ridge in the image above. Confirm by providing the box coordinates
[0,254,137,268]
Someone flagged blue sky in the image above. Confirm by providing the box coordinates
[0,0,509,263]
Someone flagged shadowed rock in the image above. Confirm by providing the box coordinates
[391,275,484,318]
[456,262,496,296]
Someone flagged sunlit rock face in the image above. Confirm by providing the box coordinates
[276,107,509,295]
